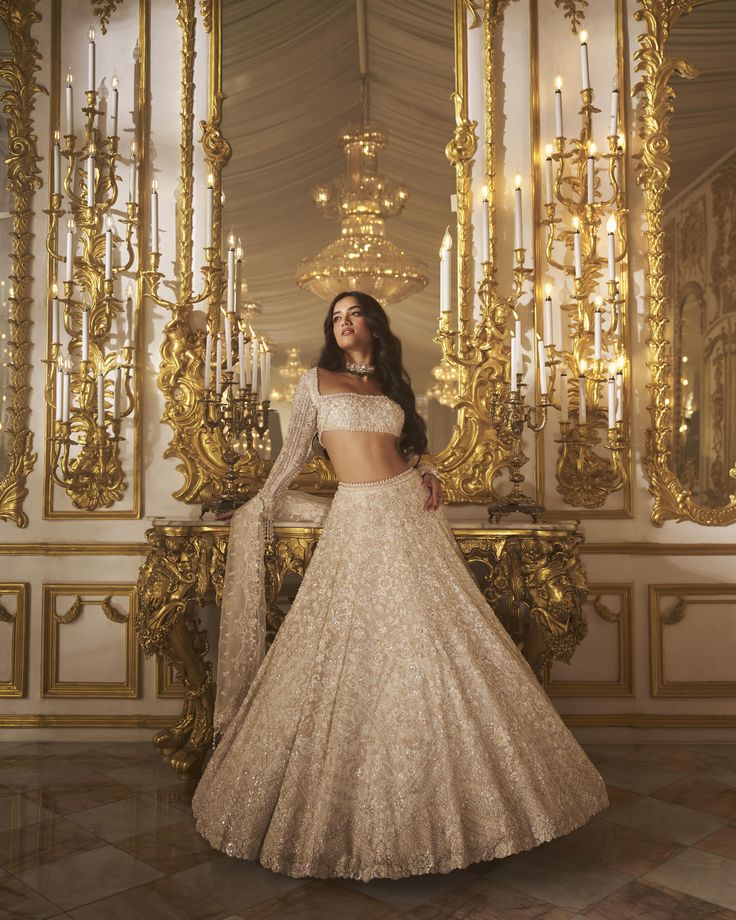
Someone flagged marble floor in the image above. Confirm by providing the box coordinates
[1,741,736,919]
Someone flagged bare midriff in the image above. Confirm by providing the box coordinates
[319,430,412,483]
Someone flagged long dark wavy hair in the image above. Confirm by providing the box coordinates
[313,291,428,464]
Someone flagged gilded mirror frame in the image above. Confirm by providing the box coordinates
[157,0,491,506]
[634,0,736,525]
[0,0,42,527]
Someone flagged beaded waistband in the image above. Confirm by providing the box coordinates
[337,466,420,491]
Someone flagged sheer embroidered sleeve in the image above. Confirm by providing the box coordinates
[257,368,317,535]
[409,452,439,479]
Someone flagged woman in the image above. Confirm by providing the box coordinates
[192,291,608,882]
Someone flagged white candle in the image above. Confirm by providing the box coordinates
[55,365,63,421]
[594,309,602,359]
[65,70,74,136]
[513,176,523,251]
[205,175,214,249]
[616,370,624,422]
[110,74,119,136]
[554,76,563,138]
[510,335,519,391]
[579,30,590,91]
[607,214,617,282]
[480,185,490,263]
[237,330,245,390]
[128,143,137,203]
[81,309,89,361]
[573,217,582,279]
[259,350,266,399]
[608,377,616,429]
[51,284,60,344]
[104,218,113,281]
[224,313,232,371]
[560,371,569,421]
[265,351,271,398]
[62,370,70,422]
[543,285,553,346]
[251,337,259,391]
[87,27,96,92]
[87,145,95,207]
[226,235,235,312]
[235,240,243,310]
[439,228,451,315]
[113,366,121,418]
[65,219,75,283]
[610,87,619,138]
[97,372,104,426]
[537,338,548,395]
[204,331,212,390]
[151,179,159,252]
[244,338,252,385]
[587,143,596,202]
[578,373,587,423]
[215,335,222,394]
[53,132,61,195]
[124,282,133,347]
[544,145,554,205]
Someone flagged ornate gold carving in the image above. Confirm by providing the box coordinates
[0,0,42,527]
[591,593,620,623]
[634,0,736,525]
[661,595,686,625]
[137,520,589,774]
[553,0,588,32]
[91,0,125,34]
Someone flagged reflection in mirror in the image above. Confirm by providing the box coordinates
[0,21,11,481]
[664,0,736,508]
[221,0,455,464]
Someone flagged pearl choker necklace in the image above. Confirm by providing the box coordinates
[345,361,376,377]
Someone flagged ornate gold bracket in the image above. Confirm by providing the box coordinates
[634,0,736,525]
[0,0,43,527]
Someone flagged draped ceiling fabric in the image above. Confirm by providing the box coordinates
[666,0,736,202]
[221,0,455,392]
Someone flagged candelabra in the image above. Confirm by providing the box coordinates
[539,30,629,509]
[44,32,138,511]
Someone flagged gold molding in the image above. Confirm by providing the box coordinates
[0,0,43,527]
[547,584,633,697]
[0,713,177,728]
[580,542,736,555]
[561,713,736,729]
[0,583,28,697]
[42,584,140,698]
[649,583,736,698]
[634,0,736,525]
[0,542,148,555]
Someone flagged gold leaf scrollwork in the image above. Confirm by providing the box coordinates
[90,0,125,34]
[661,596,686,625]
[0,0,43,527]
[553,0,588,33]
[633,0,736,525]
[100,596,128,623]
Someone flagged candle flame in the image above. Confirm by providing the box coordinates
[112,73,119,90]
[481,183,489,201]
[130,140,136,157]
[579,29,588,45]
[607,214,617,234]
[54,128,60,143]
[555,74,563,91]
[545,283,552,298]
[440,227,452,254]
[514,174,522,190]
[66,69,73,86]
[105,215,112,230]
[228,231,236,249]
[88,27,95,41]
[589,142,597,157]
[151,177,158,192]
[52,282,58,297]
[126,282,134,299]
[616,354,625,371]
[68,218,76,232]
[88,142,95,155]
[595,294,603,308]
[579,358,588,374]
[609,361,617,377]
[545,143,553,158]
[207,172,214,187]
[572,215,580,231]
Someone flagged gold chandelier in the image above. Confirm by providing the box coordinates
[296,2,427,305]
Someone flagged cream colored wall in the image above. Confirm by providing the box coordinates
[1,0,734,742]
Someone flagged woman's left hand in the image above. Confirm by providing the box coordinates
[421,472,442,511]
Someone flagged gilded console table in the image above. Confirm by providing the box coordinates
[135,518,588,775]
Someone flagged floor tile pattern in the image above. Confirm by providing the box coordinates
[0,741,735,919]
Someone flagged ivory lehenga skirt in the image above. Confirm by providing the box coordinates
[191,466,609,881]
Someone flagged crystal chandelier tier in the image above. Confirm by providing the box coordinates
[296,2,427,305]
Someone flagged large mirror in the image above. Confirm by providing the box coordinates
[663,0,736,511]
[220,0,456,461]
